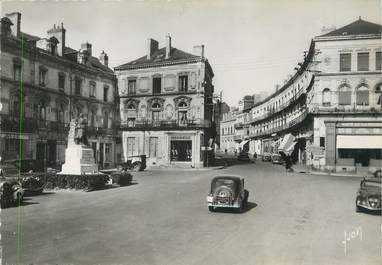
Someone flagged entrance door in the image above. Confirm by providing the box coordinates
[36,142,45,171]
[47,140,56,166]
[171,141,192,161]
[99,143,104,168]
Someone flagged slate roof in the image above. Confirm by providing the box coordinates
[318,18,382,37]
[115,47,203,70]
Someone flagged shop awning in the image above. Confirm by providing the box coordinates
[337,135,382,149]
[239,140,249,149]
[278,134,295,152]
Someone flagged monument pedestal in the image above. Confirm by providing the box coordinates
[59,120,98,175]
[60,144,98,175]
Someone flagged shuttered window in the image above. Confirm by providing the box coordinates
[356,86,369,105]
[376,52,381,71]
[149,137,158,157]
[340,53,351,72]
[357,53,369,71]
[338,87,351,105]
[127,137,136,157]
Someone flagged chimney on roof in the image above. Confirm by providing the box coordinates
[47,22,66,56]
[5,12,21,38]
[165,34,171,59]
[193,45,205,58]
[99,50,108,67]
[81,42,92,57]
[147,38,158,60]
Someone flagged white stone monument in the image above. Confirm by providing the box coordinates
[59,118,98,175]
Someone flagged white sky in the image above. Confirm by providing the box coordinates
[1,0,381,106]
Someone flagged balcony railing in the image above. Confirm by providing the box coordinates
[0,114,68,133]
[249,109,308,138]
[121,119,211,130]
[310,104,382,114]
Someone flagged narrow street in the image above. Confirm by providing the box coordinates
[2,160,381,265]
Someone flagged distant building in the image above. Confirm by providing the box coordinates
[0,12,120,169]
[115,35,215,168]
[213,100,230,151]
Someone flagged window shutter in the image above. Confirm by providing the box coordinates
[356,91,369,105]
[190,72,196,89]
[338,91,351,105]
[157,137,162,157]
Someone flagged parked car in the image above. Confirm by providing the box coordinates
[262,153,271,162]
[271,153,283,164]
[237,152,250,162]
[355,177,381,213]
[206,175,249,213]
[0,163,24,208]
[19,173,44,195]
[118,155,146,172]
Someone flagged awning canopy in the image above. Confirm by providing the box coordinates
[239,140,249,149]
[278,133,296,153]
[337,135,382,149]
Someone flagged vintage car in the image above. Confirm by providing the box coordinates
[237,152,250,162]
[206,175,249,213]
[271,153,283,164]
[0,164,24,208]
[261,153,271,162]
[355,177,381,212]
[1,162,44,195]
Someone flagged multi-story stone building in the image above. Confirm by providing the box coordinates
[310,17,382,173]
[115,35,215,168]
[0,12,121,170]
[220,107,238,153]
[245,18,382,173]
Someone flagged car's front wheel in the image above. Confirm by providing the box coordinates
[356,205,362,213]
[208,206,215,212]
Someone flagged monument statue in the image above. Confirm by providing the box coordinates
[59,112,98,175]
[74,113,89,146]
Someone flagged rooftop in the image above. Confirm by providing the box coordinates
[318,17,382,37]
[115,47,203,71]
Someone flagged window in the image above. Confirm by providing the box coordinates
[58,73,65,90]
[103,111,109,128]
[357,53,369,71]
[105,143,112,162]
[149,137,158,157]
[152,103,161,123]
[89,82,96,97]
[103,86,109,102]
[376,52,381,71]
[128,80,136,95]
[57,104,65,123]
[338,85,351,105]
[126,137,136,157]
[11,99,20,117]
[39,68,47,86]
[153,77,161,94]
[14,65,21,81]
[74,78,82,95]
[90,109,96,127]
[178,111,187,125]
[340,53,351,72]
[356,86,369,105]
[320,137,325,148]
[322,88,331,106]
[179,75,188,92]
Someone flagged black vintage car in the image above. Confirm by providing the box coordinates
[0,164,24,208]
[356,177,381,213]
[206,175,249,213]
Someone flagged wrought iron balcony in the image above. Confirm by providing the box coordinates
[120,119,211,130]
[310,104,382,114]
